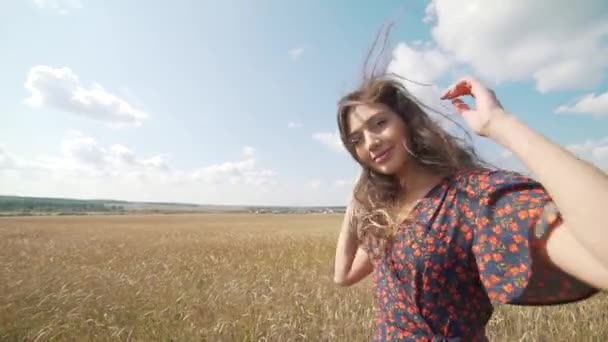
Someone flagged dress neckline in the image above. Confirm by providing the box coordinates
[401,173,452,222]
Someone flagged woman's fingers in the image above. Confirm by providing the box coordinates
[451,98,471,113]
[441,81,471,99]
[441,77,484,100]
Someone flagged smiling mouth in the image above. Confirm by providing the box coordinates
[372,147,393,163]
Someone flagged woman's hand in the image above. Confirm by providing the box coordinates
[334,199,373,286]
[440,77,510,138]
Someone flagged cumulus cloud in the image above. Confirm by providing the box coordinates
[49,133,169,178]
[496,136,608,171]
[181,149,266,187]
[0,144,51,172]
[567,136,608,166]
[426,0,608,93]
[242,146,256,157]
[32,0,82,14]
[0,133,277,189]
[191,155,277,186]
[386,41,457,127]
[309,179,321,189]
[0,146,17,170]
[25,65,148,127]
[334,178,355,187]
[288,47,304,60]
[556,91,608,117]
[0,138,364,205]
[312,131,345,153]
[387,42,452,84]
[500,149,513,160]
[383,0,608,138]
[61,135,106,167]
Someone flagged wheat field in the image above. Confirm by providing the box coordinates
[0,214,606,342]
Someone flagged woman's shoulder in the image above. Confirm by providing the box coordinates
[452,166,531,180]
[447,167,540,199]
[436,167,542,206]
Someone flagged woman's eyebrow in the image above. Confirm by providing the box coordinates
[348,111,385,136]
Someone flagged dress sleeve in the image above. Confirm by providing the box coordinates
[469,169,598,305]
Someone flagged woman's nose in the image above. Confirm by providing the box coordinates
[365,133,382,151]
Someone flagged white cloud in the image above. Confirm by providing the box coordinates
[52,133,170,178]
[191,157,277,186]
[0,133,277,185]
[422,1,436,24]
[309,179,321,189]
[478,137,608,176]
[242,146,256,157]
[0,141,362,206]
[61,134,106,166]
[312,131,345,153]
[334,179,354,187]
[500,149,513,159]
[109,144,137,165]
[594,146,608,161]
[426,0,608,93]
[386,42,459,128]
[288,47,304,60]
[32,0,82,14]
[387,42,452,84]
[288,121,302,128]
[0,144,51,172]
[0,145,17,170]
[556,91,608,117]
[139,155,170,171]
[25,65,148,127]
[567,137,608,167]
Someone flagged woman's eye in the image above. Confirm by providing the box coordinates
[375,119,387,127]
[349,136,362,145]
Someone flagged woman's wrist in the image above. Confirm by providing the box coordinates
[484,110,520,148]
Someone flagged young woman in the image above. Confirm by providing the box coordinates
[333,75,608,341]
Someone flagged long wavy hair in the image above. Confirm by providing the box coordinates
[337,24,488,253]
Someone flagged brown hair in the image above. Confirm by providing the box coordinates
[337,24,488,253]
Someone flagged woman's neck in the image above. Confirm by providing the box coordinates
[397,162,445,204]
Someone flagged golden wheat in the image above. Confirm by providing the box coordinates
[0,214,606,341]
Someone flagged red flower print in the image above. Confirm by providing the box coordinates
[489,235,498,245]
[518,210,528,219]
[492,225,502,234]
[481,216,490,226]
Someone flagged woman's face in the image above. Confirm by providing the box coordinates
[346,103,410,176]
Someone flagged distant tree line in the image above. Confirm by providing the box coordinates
[0,196,124,213]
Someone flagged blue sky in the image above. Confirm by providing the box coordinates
[1,0,607,206]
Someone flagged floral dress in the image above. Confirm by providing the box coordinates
[362,168,598,341]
